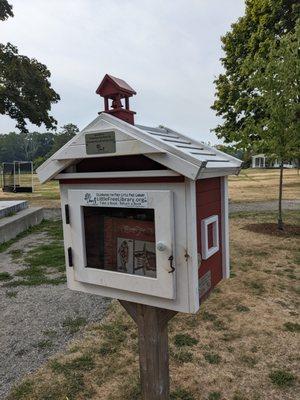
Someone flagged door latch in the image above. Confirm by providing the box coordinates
[168,255,175,273]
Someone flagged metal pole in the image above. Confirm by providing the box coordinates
[31,162,34,192]
[13,161,16,190]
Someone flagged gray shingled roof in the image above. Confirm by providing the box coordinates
[135,124,240,169]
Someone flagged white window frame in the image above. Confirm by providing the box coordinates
[201,215,219,260]
[67,189,175,299]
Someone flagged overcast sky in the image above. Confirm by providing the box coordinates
[0,0,245,143]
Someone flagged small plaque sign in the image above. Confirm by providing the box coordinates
[85,131,116,155]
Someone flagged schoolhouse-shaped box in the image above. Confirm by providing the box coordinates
[37,74,242,313]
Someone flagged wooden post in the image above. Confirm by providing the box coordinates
[120,301,177,400]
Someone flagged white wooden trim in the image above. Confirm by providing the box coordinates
[201,215,219,260]
[148,153,200,180]
[55,170,180,180]
[197,167,240,179]
[53,140,163,160]
[68,189,176,299]
[185,179,200,313]
[37,159,74,184]
[221,176,230,279]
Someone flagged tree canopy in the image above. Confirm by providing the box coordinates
[211,0,300,148]
[0,123,79,168]
[0,0,13,21]
[0,0,60,132]
[250,19,300,161]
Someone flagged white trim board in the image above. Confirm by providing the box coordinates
[55,170,180,179]
[37,113,242,184]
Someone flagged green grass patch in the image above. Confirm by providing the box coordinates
[101,320,128,345]
[212,319,227,331]
[7,379,34,400]
[246,280,265,295]
[171,388,195,400]
[269,369,296,388]
[0,271,12,281]
[6,235,66,287]
[173,349,194,363]
[62,316,87,334]
[173,333,198,348]
[0,219,63,253]
[43,329,57,338]
[50,354,95,376]
[5,290,18,298]
[24,242,65,270]
[208,392,221,400]
[204,352,221,364]
[35,339,53,349]
[116,377,141,400]
[201,311,217,321]
[236,304,250,312]
[294,255,300,265]
[283,322,300,333]
[9,249,24,261]
[240,354,258,368]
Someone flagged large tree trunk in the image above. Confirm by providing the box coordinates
[278,162,284,230]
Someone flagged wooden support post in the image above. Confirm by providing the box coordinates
[120,301,177,400]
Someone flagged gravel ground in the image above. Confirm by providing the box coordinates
[0,232,110,399]
[229,199,300,213]
[1,200,299,398]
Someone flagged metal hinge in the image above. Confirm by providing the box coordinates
[184,249,190,262]
[67,247,73,267]
[65,204,70,224]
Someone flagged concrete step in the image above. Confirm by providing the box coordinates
[0,207,44,244]
[0,200,28,218]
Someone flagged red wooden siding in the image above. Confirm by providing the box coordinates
[196,177,223,302]
[74,155,167,173]
[59,176,184,184]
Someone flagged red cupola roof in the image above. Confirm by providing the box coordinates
[96,74,136,124]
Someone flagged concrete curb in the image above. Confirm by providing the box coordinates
[0,207,44,244]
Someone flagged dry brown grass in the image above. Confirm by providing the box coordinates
[229,169,300,203]
[0,169,299,208]
[7,211,300,400]
[0,175,60,208]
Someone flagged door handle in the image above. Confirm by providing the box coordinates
[168,255,175,273]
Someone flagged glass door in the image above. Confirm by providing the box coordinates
[68,189,175,299]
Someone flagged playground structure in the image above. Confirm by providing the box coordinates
[1,161,34,193]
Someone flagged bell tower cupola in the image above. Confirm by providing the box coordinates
[96,74,136,125]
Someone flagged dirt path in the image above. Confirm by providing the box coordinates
[0,230,110,399]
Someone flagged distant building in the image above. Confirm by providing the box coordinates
[251,154,297,169]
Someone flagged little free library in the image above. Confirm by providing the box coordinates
[37,74,242,399]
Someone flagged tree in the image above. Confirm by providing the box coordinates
[211,0,299,145]
[0,1,60,132]
[250,21,300,229]
[50,123,79,154]
[212,0,300,230]
[0,0,13,21]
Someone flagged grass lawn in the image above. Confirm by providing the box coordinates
[0,174,60,208]
[0,169,299,208]
[7,211,300,400]
[229,169,300,203]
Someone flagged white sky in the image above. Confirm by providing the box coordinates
[0,0,245,143]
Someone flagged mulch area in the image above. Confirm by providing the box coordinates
[244,223,300,236]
